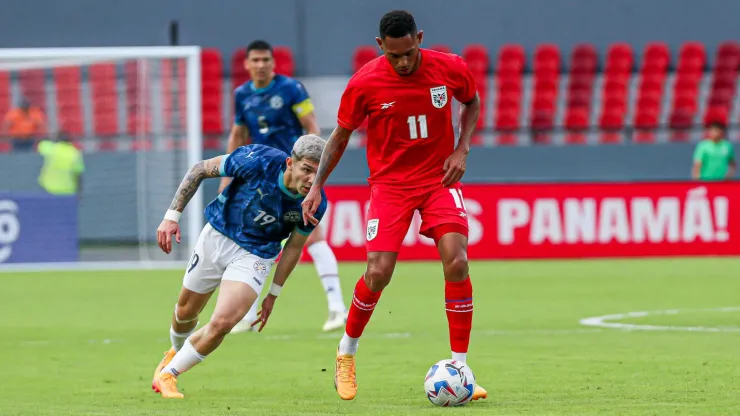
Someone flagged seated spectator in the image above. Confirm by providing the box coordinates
[3,99,46,151]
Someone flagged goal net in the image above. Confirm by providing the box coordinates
[0,47,203,267]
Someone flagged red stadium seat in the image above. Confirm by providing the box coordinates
[673,75,700,95]
[19,68,46,112]
[602,95,627,116]
[599,108,626,130]
[714,55,739,72]
[161,58,187,134]
[496,44,526,78]
[199,48,223,135]
[704,105,729,125]
[605,42,634,75]
[462,44,489,75]
[677,41,706,75]
[231,48,249,90]
[565,107,589,131]
[353,46,378,73]
[672,91,698,114]
[53,66,84,138]
[124,61,152,136]
[89,63,120,139]
[716,41,740,60]
[634,107,659,129]
[534,44,561,76]
[669,109,694,131]
[643,42,670,63]
[495,108,520,131]
[273,46,295,76]
[708,88,734,107]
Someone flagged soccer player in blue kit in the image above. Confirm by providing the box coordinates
[151,135,328,399]
[219,40,348,333]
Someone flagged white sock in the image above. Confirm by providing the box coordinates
[338,333,359,355]
[170,324,197,351]
[308,241,346,313]
[241,300,259,324]
[161,339,206,377]
[452,352,467,363]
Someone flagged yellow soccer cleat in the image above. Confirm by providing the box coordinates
[472,384,488,401]
[153,373,184,399]
[334,350,357,400]
[152,348,177,392]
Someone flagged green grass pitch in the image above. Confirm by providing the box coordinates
[1,258,739,415]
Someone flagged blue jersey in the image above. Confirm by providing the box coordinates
[205,144,327,259]
[234,74,315,154]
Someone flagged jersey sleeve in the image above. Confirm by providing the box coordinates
[290,81,315,118]
[728,143,736,163]
[692,142,706,163]
[37,140,53,156]
[296,196,328,236]
[233,88,246,126]
[219,145,259,180]
[451,55,478,104]
[336,76,367,130]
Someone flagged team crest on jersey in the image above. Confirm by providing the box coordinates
[366,219,379,241]
[270,95,284,109]
[253,260,269,278]
[430,86,448,108]
[283,211,301,222]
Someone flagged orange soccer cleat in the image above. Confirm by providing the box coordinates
[472,384,488,401]
[153,372,184,399]
[152,348,177,392]
[334,350,357,400]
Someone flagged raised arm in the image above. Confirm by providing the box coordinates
[219,124,250,192]
[157,155,224,254]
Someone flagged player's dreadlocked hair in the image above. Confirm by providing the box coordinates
[246,39,273,55]
[292,134,326,164]
[379,10,417,39]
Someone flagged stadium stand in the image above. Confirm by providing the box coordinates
[3,40,739,152]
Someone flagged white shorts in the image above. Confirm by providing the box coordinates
[182,223,274,295]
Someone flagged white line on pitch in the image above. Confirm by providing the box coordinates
[579,306,740,332]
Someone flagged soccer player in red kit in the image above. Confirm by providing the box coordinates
[301,10,486,401]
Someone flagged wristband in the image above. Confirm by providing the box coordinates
[164,209,182,223]
[269,283,282,297]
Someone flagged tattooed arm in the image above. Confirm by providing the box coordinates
[300,126,351,225]
[169,156,223,212]
[157,155,223,254]
[313,125,352,189]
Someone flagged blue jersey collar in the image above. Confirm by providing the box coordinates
[249,77,277,94]
[278,170,302,199]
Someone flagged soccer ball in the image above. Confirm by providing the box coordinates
[424,359,476,407]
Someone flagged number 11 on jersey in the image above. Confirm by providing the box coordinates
[407,115,428,139]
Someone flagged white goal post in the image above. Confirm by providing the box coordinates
[0,46,204,269]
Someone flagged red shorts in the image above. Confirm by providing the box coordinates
[365,182,469,252]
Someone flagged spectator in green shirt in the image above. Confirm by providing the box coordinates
[692,121,736,181]
[38,133,84,196]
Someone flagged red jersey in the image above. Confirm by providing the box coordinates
[337,49,477,188]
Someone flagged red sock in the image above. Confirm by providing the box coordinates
[445,276,473,354]
[345,276,383,338]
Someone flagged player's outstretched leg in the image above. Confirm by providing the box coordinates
[152,287,212,393]
[155,280,259,399]
[306,226,348,332]
[435,229,487,401]
[335,252,397,400]
[230,299,259,334]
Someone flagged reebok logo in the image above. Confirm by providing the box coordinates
[381,102,395,109]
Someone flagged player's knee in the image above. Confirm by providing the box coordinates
[364,263,394,292]
[208,314,239,336]
[443,252,469,282]
[174,302,199,324]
